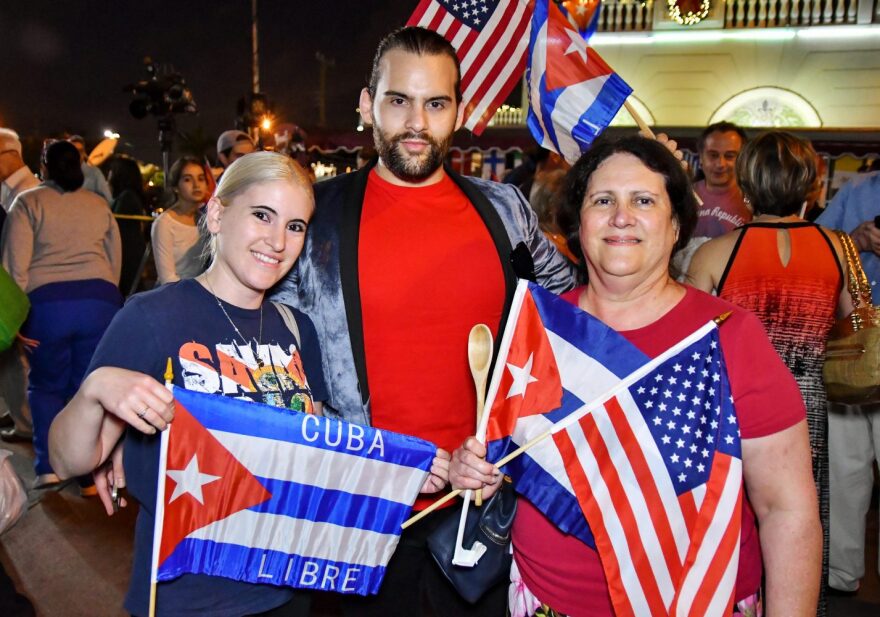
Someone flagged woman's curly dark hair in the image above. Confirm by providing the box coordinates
[557,135,699,267]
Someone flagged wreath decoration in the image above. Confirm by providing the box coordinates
[667,0,711,25]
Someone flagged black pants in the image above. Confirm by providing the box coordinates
[249,593,312,616]
[341,506,507,617]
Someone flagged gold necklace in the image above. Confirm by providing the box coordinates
[203,276,265,367]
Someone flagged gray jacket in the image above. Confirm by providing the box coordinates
[271,162,576,425]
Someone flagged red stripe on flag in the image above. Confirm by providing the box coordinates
[427,9,448,32]
[687,490,741,617]
[668,453,735,615]
[407,0,433,26]
[553,426,637,617]
[454,26,480,62]
[576,410,668,616]
[678,491,698,537]
[605,397,683,581]
[459,0,527,131]
[469,55,527,134]
[463,8,530,134]
[459,0,520,91]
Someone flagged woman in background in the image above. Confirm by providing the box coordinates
[151,155,208,284]
[1,140,121,489]
[688,131,852,615]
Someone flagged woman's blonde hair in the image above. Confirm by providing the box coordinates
[214,150,313,205]
[203,151,314,260]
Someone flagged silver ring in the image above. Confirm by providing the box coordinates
[137,408,148,420]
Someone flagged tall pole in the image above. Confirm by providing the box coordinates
[315,52,335,128]
[251,0,260,93]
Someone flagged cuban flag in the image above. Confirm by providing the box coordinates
[481,281,742,615]
[151,387,436,596]
[559,0,602,40]
[527,0,632,164]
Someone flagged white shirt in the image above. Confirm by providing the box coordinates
[1,166,39,212]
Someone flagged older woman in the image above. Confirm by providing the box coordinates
[687,131,850,615]
[450,136,820,616]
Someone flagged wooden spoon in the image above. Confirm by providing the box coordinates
[467,324,493,506]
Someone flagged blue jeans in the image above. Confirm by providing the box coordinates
[23,281,121,475]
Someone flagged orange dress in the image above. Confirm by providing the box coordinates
[718,221,841,615]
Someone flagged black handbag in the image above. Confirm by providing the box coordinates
[427,477,517,604]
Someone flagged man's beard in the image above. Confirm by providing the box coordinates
[373,126,452,183]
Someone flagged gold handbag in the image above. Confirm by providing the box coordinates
[823,230,880,404]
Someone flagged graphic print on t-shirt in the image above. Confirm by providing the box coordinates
[178,340,315,413]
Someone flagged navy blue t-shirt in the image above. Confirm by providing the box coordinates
[86,279,327,617]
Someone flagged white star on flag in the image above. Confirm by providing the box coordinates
[506,353,539,398]
[564,26,588,63]
[166,454,221,505]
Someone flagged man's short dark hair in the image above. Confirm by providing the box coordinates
[697,121,748,153]
[368,27,462,103]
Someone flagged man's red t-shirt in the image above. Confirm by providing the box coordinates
[359,170,506,509]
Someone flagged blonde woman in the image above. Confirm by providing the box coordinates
[49,152,326,616]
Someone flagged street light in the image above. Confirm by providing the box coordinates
[103,129,120,139]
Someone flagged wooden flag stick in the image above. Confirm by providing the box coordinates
[401,313,731,530]
[624,99,655,139]
[149,359,175,617]
[624,97,703,207]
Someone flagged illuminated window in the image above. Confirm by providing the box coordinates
[710,87,822,128]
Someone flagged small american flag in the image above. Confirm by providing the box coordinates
[407,0,533,135]
[555,327,742,615]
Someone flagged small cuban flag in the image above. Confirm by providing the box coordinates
[527,0,632,164]
[151,387,436,598]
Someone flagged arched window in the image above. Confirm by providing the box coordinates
[709,87,822,128]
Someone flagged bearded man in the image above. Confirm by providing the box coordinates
[273,26,574,616]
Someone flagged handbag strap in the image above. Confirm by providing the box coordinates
[271,302,301,349]
[834,230,872,311]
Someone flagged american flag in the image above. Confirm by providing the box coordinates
[482,281,742,615]
[407,0,533,135]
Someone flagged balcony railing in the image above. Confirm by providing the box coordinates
[595,0,879,31]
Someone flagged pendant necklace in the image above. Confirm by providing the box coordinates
[203,275,265,368]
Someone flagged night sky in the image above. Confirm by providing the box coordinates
[1,1,416,163]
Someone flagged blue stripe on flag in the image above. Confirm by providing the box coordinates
[173,387,435,469]
[489,436,595,547]
[571,73,633,151]
[545,388,587,424]
[158,539,387,595]
[526,1,559,152]
[528,283,647,379]
[250,478,415,536]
